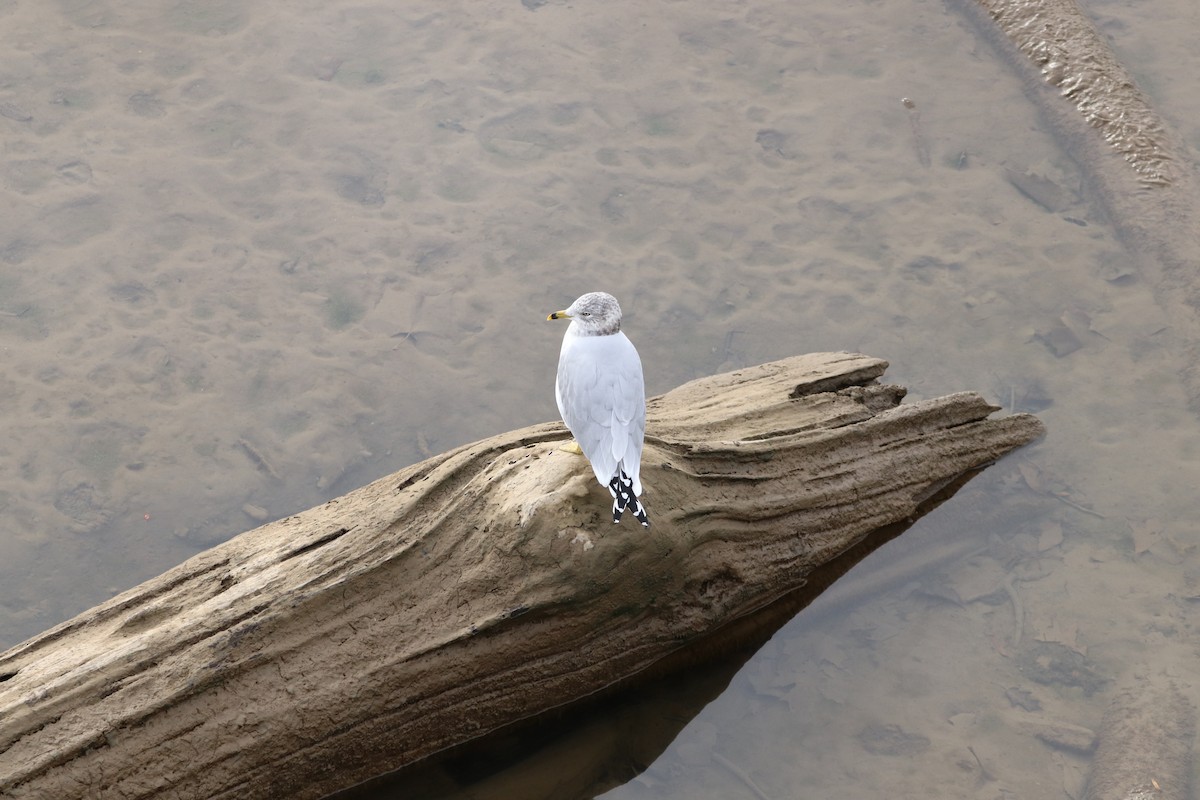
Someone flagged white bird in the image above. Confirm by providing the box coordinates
[547,292,649,527]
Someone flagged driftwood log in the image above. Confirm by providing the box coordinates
[0,352,1043,800]
[960,0,1200,411]
[1084,678,1195,800]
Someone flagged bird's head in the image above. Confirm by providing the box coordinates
[547,292,623,335]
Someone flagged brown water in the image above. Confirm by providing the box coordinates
[2,0,1199,797]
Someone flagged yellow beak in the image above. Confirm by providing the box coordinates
[547,309,571,321]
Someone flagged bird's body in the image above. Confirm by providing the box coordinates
[555,325,646,494]
[548,292,649,527]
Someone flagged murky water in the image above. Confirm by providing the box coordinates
[2,0,1198,796]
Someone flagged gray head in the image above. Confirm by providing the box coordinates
[547,291,623,336]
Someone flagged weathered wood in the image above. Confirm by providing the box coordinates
[1085,677,1195,800]
[0,352,1042,800]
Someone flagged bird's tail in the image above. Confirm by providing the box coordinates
[607,470,649,527]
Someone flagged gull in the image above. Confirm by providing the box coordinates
[547,292,649,527]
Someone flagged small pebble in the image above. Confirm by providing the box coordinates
[0,102,32,122]
[1035,322,1083,357]
[242,503,269,522]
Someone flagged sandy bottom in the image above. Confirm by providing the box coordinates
[1,0,1199,796]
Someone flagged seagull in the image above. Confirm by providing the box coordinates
[547,292,649,527]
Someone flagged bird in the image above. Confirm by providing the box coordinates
[547,291,649,527]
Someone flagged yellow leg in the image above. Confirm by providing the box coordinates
[558,440,583,455]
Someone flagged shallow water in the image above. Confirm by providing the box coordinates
[2,0,1199,796]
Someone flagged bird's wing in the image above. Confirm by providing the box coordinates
[557,332,646,492]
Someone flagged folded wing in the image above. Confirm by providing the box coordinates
[555,331,645,495]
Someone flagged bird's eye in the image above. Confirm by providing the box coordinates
[581,312,591,316]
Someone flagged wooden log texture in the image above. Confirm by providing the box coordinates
[1085,679,1195,800]
[0,352,1043,800]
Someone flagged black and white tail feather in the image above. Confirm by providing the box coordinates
[608,469,649,527]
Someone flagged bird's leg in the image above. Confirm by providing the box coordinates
[558,440,584,455]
